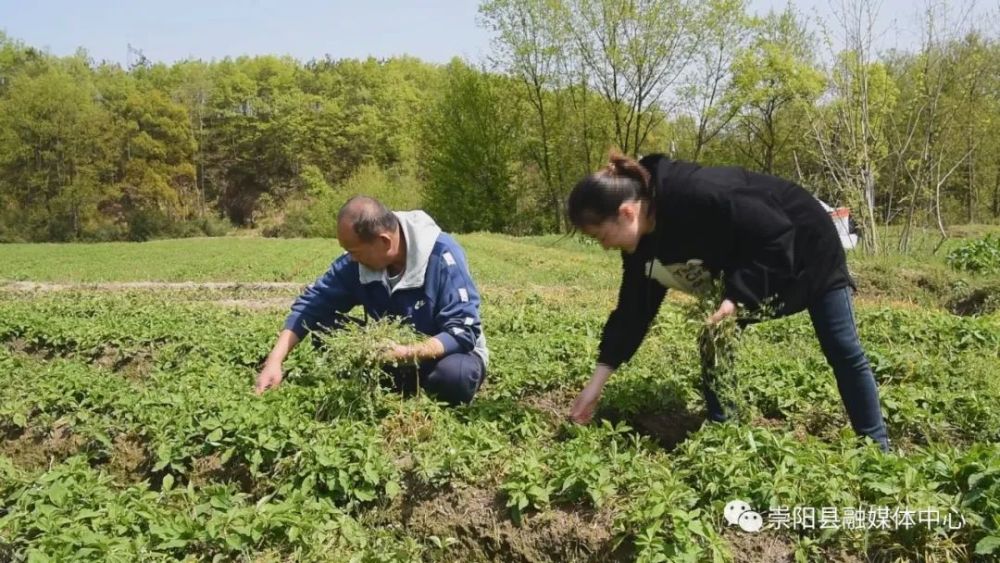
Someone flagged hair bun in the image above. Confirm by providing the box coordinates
[605,149,651,191]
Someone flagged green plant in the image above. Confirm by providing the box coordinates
[946,235,1000,275]
[500,453,552,525]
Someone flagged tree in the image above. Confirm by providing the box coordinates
[885,1,980,251]
[566,0,700,156]
[729,7,824,175]
[678,0,749,161]
[164,60,215,218]
[806,0,900,253]
[0,56,116,240]
[946,32,997,224]
[481,0,568,229]
[422,60,522,232]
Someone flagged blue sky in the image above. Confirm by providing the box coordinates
[0,0,993,66]
[0,0,492,64]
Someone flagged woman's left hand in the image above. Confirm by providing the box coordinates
[707,299,736,325]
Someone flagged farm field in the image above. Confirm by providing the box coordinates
[1,233,998,562]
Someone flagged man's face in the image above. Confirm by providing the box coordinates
[337,221,393,269]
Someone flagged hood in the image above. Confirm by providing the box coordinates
[358,210,442,292]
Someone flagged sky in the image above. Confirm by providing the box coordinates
[0,0,996,67]
[0,0,493,65]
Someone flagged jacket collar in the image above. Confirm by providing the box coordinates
[358,210,442,293]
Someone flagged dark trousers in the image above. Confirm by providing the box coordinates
[384,352,486,406]
[701,287,890,451]
[306,315,486,406]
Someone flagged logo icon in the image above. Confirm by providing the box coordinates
[725,499,763,533]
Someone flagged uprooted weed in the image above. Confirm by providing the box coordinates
[299,318,426,420]
[678,279,780,425]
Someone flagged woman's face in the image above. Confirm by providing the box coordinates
[581,202,642,253]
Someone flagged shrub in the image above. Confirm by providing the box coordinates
[946,235,1000,275]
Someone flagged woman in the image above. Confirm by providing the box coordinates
[566,151,889,451]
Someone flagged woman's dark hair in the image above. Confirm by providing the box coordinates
[567,150,653,228]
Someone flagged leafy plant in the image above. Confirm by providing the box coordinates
[946,235,1000,275]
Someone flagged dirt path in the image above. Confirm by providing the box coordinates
[0,280,303,292]
[0,280,298,311]
[3,279,988,315]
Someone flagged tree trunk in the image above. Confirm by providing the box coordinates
[763,109,775,174]
[992,161,1000,218]
[899,177,921,253]
[933,162,948,254]
[965,145,974,224]
[862,165,880,254]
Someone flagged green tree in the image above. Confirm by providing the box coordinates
[566,0,700,156]
[422,59,522,232]
[728,7,824,175]
[481,0,572,230]
[678,0,749,161]
[0,55,116,240]
[806,0,901,253]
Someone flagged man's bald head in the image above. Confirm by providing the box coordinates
[337,196,400,242]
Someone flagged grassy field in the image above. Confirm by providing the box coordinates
[1,231,998,562]
[0,234,618,287]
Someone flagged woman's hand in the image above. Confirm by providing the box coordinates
[707,299,736,325]
[570,381,603,423]
[569,364,614,424]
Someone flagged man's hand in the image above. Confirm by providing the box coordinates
[380,342,412,363]
[379,337,446,363]
[254,330,300,395]
[255,361,283,395]
[707,299,736,326]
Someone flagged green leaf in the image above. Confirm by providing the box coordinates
[384,480,401,499]
[47,483,69,506]
[159,538,188,550]
[869,481,901,495]
[225,533,246,550]
[354,487,376,502]
[976,536,1000,555]
[74,509,102,520]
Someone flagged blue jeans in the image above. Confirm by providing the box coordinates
[701,287,890,451]
[385,352,486,406]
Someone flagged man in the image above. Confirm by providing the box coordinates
[254,196,488,405]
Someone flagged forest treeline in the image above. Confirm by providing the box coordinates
[0,0,996,252]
